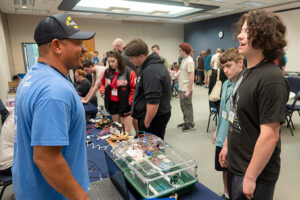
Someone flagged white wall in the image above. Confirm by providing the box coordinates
[6,14,184,74]
[278,8,300,72]
[0,14,12,101]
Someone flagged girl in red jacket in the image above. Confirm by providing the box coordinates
[100,50,136,134]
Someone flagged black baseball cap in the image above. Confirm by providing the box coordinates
[34,14,95,46]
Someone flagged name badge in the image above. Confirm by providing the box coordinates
[112,88,118,96]
[228,111,235,124]
[222,110,227,120]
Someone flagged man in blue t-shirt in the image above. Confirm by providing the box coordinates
[12,14,95,200]
[211,48,243,200]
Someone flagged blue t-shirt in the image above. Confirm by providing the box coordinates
[12,63,89,200]
[215,79,236,147]
[93,56,99,64]
[204,55,212,71]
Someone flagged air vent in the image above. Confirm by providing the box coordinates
[238,1,265,7]
[14,0,35,6]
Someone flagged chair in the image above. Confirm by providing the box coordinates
[0,174,12,200]
[0,100,10,125]
[285,77,300,136]
[285,91,300,136]
[207,101,218,132]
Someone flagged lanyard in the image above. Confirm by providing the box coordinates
[224,83,232,105]
[111,73,118,89]
[231,58,268,106]
[39,62,68,80]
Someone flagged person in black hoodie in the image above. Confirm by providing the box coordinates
[125,38,171,140]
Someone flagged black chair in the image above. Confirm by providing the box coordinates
[207,101,218,132]
[285,91,300,136]
[0,100,10,125]
[285,77,300,136]
[0,174,12,200]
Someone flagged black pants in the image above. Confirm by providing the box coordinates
[0,167,12,176]
[138,112,171,140]
[227,171,276,200]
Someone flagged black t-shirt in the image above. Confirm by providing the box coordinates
[74,78,91,97]
[227,61,289,181]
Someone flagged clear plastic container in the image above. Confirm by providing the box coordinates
[112,134,198,199]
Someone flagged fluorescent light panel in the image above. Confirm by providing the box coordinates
[75,0,200,15]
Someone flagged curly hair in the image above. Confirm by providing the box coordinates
[179,42,192,55]
[234,9,287,61]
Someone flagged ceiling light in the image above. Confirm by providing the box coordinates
[150,10,169,16]
[75,0,199,15]
[106,7,130,13]
[216,9,236,13]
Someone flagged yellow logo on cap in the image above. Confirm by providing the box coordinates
[66,16,79,29]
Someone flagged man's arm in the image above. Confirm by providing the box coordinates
[184,71,194,97]
[219,136,228,168]
[243,122,280,199]
[144,104,159,128]
[33,146,89,200]
[82,82,100,103]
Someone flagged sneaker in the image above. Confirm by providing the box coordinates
[182,124,195,132]
[177,123,185,127]
[221,194,229,200]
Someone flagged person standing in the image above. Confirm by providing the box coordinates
[219,10,289,200]
[125,38,171,140]
[211,48,221,70]
[100,50,136,134]
[212,48,244,200]
[12,14,95,199]
[204,49,212,87]
[177,42,195,132]
[151,44,169,68]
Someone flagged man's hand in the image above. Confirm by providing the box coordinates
[144,120,150,128]
[243,175,256,200]
[219,145,228,168]
[184,91,191,98]
[212,130,216,144]
[81,99,88,104]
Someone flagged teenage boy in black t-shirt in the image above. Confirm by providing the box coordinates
[218,10,289,200]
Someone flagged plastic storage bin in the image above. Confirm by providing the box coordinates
[112,134,198,199]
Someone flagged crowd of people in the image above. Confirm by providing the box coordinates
[0,9,291,200]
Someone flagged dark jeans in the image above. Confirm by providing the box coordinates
[137,112,171,140]
[227,171,276,200]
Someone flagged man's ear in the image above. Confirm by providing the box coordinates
[50,39,63,55]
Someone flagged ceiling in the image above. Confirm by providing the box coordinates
[0,0,300,24]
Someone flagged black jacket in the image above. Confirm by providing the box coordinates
[132,52,171,119]
[102,67,136,115]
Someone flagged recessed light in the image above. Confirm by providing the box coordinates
[106,7,130,13]
[150,10,169,16]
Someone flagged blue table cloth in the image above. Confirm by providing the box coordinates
[86,124,222,200]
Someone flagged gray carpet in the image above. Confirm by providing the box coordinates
[2,85,299,199]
